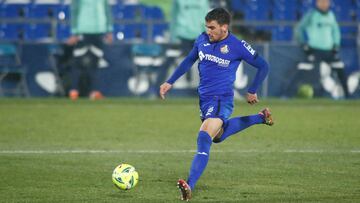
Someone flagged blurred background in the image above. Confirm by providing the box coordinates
[0,0,359,99]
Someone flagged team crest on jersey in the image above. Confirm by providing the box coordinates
[220,45,229,54]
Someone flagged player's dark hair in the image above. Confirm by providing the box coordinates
[205,8,231,25]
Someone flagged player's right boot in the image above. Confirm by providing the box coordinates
[177,179,192,201]
[259,107,274,126]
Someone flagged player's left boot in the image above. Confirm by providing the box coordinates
[259,107,274,126]
[177,179,192,201]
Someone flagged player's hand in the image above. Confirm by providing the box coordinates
[104,33,113,44]
[159,82,172,100]
[246,92,258,105]
[66,36,79,45]
[332,45,340,60]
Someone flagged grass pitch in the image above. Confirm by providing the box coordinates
[0,98,359,202]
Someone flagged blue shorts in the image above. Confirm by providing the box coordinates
[199,95,234,123]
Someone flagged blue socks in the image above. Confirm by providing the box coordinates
[186,115,263,190]
[213,114,264,143]
[187,131,212,190]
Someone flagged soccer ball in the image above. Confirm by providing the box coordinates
[297,84,314,99]
[112,164,139,190]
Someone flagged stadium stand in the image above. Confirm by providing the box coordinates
[0,0,358,98]
[0,43,28,96]
[0,0,358,43]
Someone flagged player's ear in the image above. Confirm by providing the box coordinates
[221,24,228,33]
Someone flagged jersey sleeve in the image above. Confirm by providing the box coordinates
[330,12,341,47]
[295,10,313,44]
[237,40,269,94]
[238,40,258,61]
[166,37,200,84]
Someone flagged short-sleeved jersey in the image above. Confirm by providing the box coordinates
[193,32,258,97]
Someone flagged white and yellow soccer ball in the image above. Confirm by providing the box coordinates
[112,164,139,190]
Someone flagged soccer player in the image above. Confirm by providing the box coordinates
[159,8,274,201]
[294,0,349,98]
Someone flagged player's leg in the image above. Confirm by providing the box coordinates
[187,118,222,187]
[213,108,273,143]
[69,39,87,100]
[178,118,222,201]
[178,96,225,201]
[333,68,349,98]
[329,56,349,98]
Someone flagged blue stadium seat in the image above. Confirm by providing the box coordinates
[272,26,293,41]
[272,0,297,20]
[332,0,353,8]
[229,0,246,13]
[112,3,125,19]
[244,0,272,20]
[124,4,146,20]
[0,3,30,18]
[332,0,356,21]
[25,23,52,41]
[152,23,168,39]
[123,23,147,40]
[113,4,146,20]
[145,6,164,20]
[273,0,297,11]
[298,0,314,17]
[340,26,358,47]
[272,8,297,21]
[29,4,60,19]
[56,23,70,41]
[113,24,126,41]
[0,23,26,40]
[254,25,273,40]
[57,4,70,20]
[335,9,356,21]
[114,23,147,41]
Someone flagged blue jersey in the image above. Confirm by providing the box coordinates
[167,32,269,98]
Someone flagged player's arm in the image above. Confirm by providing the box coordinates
[67,1,80,45]
[295,10,312,45]
[331,12,341,49]
[245,55,269,104]
[159,46,198,99]
[239,41,269,104]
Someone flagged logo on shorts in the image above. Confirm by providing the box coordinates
[205,106,214,116]
[220,44,229,54]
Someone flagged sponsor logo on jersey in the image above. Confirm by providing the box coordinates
[241,40,256,55]
[198,51,230,68]
[205,106,214,116]
[203,43,210,47]
[220,44,229,54]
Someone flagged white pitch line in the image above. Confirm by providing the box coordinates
[0,149,359,154]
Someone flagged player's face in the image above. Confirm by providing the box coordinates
[316,0,330,12]
[206,20,229,42]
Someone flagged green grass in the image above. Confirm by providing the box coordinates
[0,98,359,202]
